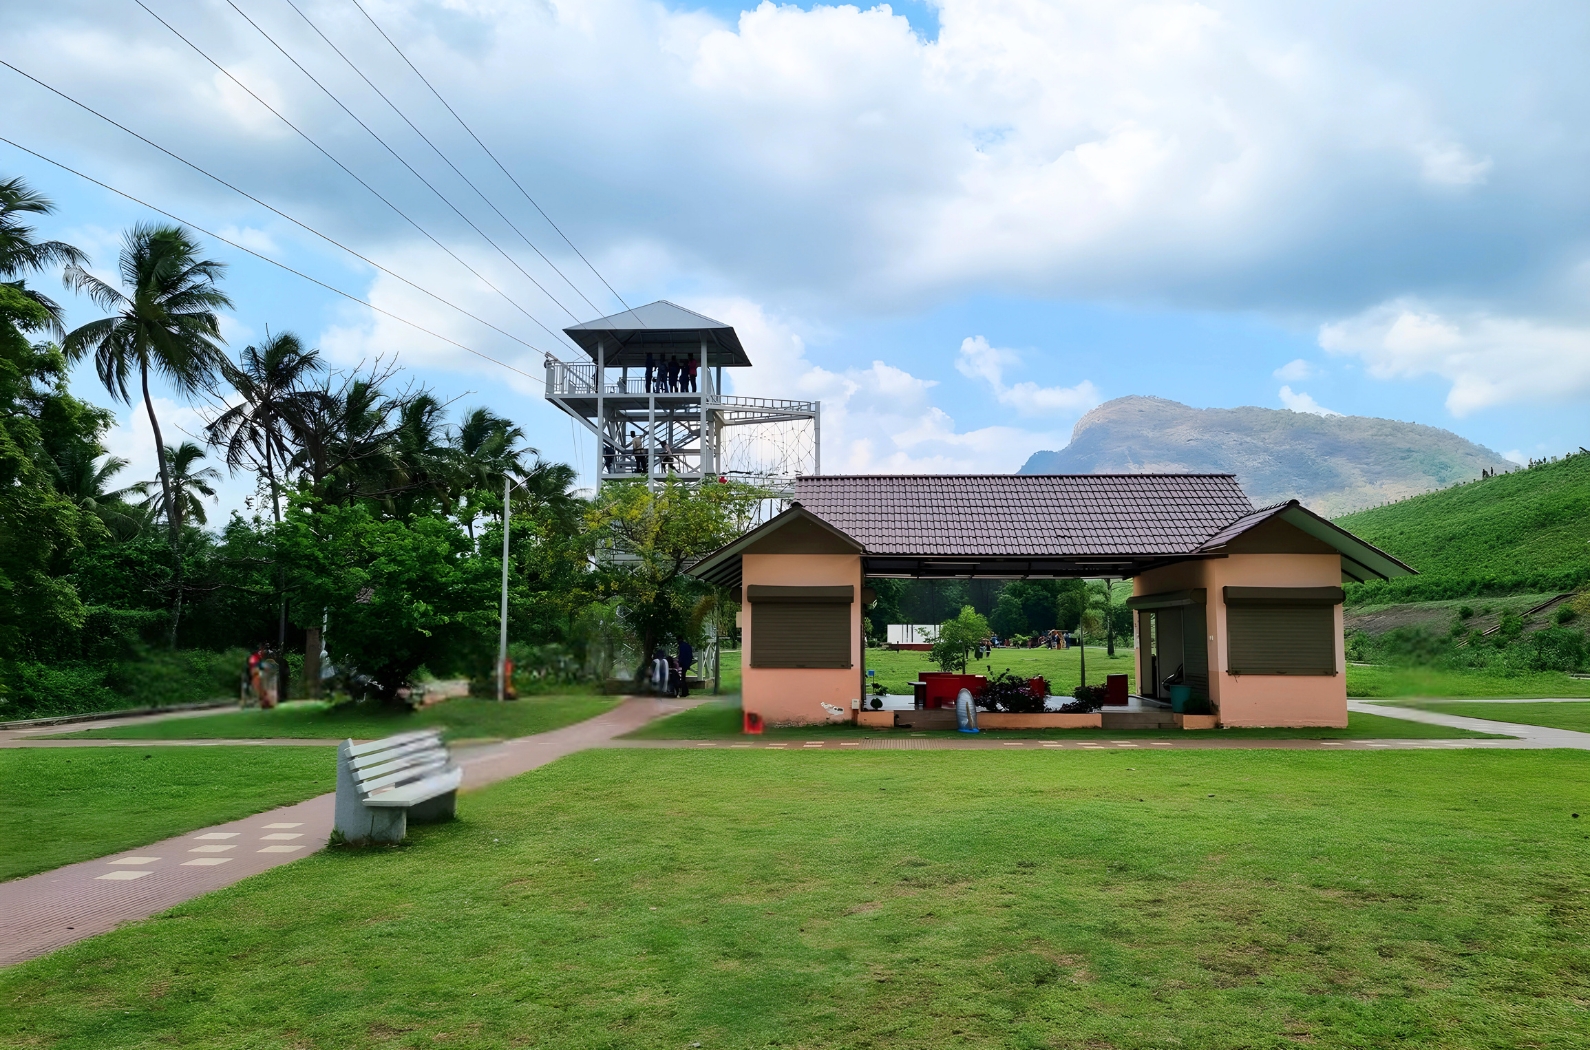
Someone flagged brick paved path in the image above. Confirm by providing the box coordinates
[0,695,695,967]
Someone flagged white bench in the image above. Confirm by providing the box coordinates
[334,729,463,845]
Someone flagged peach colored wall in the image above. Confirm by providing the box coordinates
[741,553,863,726]
[1133,553,1347,728]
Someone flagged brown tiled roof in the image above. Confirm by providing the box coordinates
[792,474,1255,556]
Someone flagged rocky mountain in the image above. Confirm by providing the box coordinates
[1018,396,1514,516]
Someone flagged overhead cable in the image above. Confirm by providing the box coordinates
[344,0,638,321]
[278,0,605,317]
[0,58,546,358]
[132,0,573,349]
[221,0,580,323]
[0,135,540,380]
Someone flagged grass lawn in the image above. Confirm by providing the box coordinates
[625,694,1495,741]
[1386,700,1590,733]
[865,644,1135,695]
[49,694,618,743]
[0,748,334,882]
[1346,664,1590,698]
[4,748,1588,1048]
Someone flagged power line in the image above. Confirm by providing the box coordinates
[220,0,581,324]
[0,135,540,380]
[277,0,605,318]
[132,0,574,349]
[344,0,638,322]
[0,58,546,357]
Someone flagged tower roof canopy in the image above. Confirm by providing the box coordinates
[563,301,751,367]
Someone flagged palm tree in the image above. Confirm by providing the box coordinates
[0,175,87,333]
[139,441,221,533]
[63,223,230,550]
[49,449,149,540]
[450,406,528,538]
[206,330,321,524]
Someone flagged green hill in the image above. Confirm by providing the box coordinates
[1334,451,1590,603]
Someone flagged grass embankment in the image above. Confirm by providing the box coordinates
[0,748,334,882]
[5,749,1588,1048]
[51,694,618,743]
[865,644,1134,696]
[1389,700,1590,733]
[626,694,1493,741]
[1335,451,1590,602]
[1346,664,1590,698]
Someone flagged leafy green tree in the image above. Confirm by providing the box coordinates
[587,478,764,678]
[930,605,991,674]
[63,223,230,548]
[49,449,146,541]
[278,499,496,702]
[989,591,1028,637]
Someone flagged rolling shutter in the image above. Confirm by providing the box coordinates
[748,586,853,669]
[1224,588,1340,676]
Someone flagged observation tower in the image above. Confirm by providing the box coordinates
[544,301,820,494]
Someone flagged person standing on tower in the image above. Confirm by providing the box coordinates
[631,430,647,476]
[644,351,655,392]
[685,355,698,392]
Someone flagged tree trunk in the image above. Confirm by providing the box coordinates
[142,366,183,649]
[303,625,322,699]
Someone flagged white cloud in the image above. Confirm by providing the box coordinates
[1319,299,1590,415]
[1272,358,1317,382]
[1502,449,1527,466]
[955,336,1100,417]
[709,300,1066,472]
[1277,385,1341,416]
[1417,141,1492,188]
[98,395,255,522]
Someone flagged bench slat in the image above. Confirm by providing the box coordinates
[359,756,449,794]
[347,735,442,771]
[354,747,447,783]
[346,729,439,758]
[364,768,463,807]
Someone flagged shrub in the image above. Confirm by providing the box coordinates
[1071,684,1106,706]
[980,671,1045,714]
[1458,605,1475,620]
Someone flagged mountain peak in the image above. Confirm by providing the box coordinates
[1020,396,1511,515]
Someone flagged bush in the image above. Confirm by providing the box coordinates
[1072,684,1106,706]
[980,671,1045,714]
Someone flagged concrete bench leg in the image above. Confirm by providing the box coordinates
[406,789,457,826]
[336,741,409,845]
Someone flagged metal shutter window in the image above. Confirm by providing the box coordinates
[747,585,854,669]
[1223,587,1342,676]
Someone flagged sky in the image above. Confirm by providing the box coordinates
[4,0,1589,519]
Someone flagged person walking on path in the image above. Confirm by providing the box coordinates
[677,639,694,697]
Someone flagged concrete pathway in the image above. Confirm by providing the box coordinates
[0,694,698,968]
[1349,699,1590,748]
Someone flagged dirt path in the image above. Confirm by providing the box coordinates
[0,694,699,968]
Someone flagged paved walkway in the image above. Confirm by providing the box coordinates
[0,694,698,968]
[1348,699,1590,748]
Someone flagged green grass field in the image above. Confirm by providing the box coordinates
[864,644,1135,696]
[1388,700,1590,733]
[1346,664,1590,698]
[626,693,1493,741]
[49,694,618,742]
[0,748,334,882]
[4,748,1587,1048]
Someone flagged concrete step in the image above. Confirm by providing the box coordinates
[1101,711,1178,730]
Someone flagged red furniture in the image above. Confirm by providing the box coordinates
[1104,674,1129,706]
[919,673,987,709]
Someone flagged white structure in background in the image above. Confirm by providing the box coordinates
[886,624,941,645]
[543,301,820,497]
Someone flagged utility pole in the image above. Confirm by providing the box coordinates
[497,473,513,702]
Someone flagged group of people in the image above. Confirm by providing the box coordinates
[603,431,685,476]
[649,640,695,697]
[644,352,699,393]
[975,630,1072,658]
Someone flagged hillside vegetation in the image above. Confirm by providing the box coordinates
[1335,451,1590,604]
[1019,396,1510,515]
